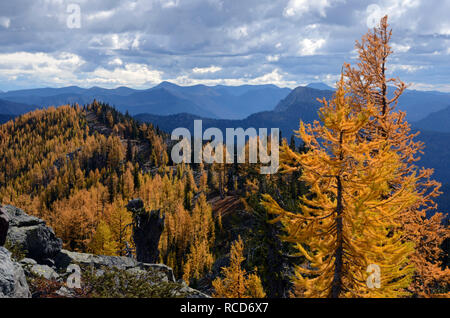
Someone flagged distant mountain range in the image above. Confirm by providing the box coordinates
[0,82,291,119]
[306,82,334,90]
[135,86,332,139]
[1,82,450,122]
[0,114,14,124]
[395,89,450,122]
[0,98,37,116]
[413,105,450,133]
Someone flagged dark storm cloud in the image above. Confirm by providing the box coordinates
[0,0,449,91]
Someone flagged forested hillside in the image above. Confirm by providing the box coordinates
[0,101,307,297]
[0,102,168,253]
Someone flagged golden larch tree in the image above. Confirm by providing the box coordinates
[344,16,450,297]
[212,236,266,298]
[262,77,418,298]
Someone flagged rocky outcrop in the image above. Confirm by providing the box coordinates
[127,199,165,264]
[2,205,62,264]
[54,249,177,283]
[1,204,209,298]
[29,264,60,281]
[0,207,8,246]
[0,247,30,298]
[54,249,139,270]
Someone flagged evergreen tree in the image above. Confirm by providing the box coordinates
[262,78,418,297]
[344,16,450,296]
[212,237,266,298]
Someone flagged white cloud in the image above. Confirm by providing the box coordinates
[192,66,222,74]
[409,82,450,92]
[366,0,421,28]
[173,69,297,88]
[88,63,163,86]
[228,26,249,40]
[161,0,180,9]
[440,25,450,35]
[266,55,280,62]
[391,43,411,53]
[86,10,115,21]
[299,38,326,56]
[390,64,427,73]
[0,17,11,29]
[108,58,123,66]
[89,33,139,51]
[0,52,84,82]
[0,51,162,88]
[284,0,332,18]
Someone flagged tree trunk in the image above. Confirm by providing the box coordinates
[127,199,165,263]
[330,131,344,298]
[330,176,344,298]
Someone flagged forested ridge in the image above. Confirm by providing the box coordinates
[0,17,448,298]
[0,99,310,297]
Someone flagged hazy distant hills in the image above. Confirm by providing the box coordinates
[153,81,291,119]
[0,113,14,124]
[0,82,291,119]
[413,105,450,133]
[135,86,331,139]
[306,82,334,91]
[2,82,450,122]
[0,98,37,116]
[396,89,450,122]
[414,129,450,183]
[274,86,333,112]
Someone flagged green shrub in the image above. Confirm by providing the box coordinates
[79,266,187,298]
[4,239,27,261]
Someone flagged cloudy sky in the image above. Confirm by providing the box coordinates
[0,0,449,91]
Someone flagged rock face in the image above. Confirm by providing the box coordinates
[127,199,165,264]
[0,247,30,298]
[2,205,62,264]
[29,264,59,281]
[1,204,209,298]
[0,207,9,246]
[55,249,139,270]
[54,249,177,283]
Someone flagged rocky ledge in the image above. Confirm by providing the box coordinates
[0,205,208,298]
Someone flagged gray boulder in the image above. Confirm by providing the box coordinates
[19,258,37,266]
[55,286,76,297]
[0,247,30,298]
[54,249,177,283]
[177,285,211,298]
[54,249,139,270]
[140,263,176,283]
[29,264,60,281]
[2,205,62,264]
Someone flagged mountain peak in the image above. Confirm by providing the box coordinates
[306,82,334,91]
[154,81,180,89]
[274,85,333,112]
